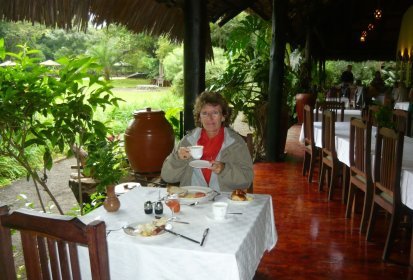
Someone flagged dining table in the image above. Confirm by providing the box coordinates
[314,108,362,122]
[394,102,410,111]
[77,186,277,280]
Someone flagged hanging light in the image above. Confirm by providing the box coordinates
[374,8,382,19]
[360,36,366,42]
[368,23,374,31]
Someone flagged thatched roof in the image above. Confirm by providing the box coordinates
[0,0,411,61]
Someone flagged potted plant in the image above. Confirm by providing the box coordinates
[83,136,129,212]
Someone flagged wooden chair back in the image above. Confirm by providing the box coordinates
[321,110,337,159]
[349,117,372,179]
[392,109,411,136]
[0,206,110,280]
[367,105,380,126]
[303,104,315,149]
[315,101,345,122]
[373,127,404,205]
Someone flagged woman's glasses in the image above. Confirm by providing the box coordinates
[200,111,221,118]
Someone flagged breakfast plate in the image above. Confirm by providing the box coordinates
[179,186,213,203]
[123,219,169,239]
[227,194,254,205]
[115,182,140,195]
[189,160,212,169]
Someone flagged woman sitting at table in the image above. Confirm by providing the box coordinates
[161,91,253,192]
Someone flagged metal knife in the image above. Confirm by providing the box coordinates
[200,228,209,246]
[164,228,200,244]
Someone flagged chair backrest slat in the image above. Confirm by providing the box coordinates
[303,104,315,149]
[322,110,336,157]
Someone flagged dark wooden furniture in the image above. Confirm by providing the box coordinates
[0,206,110,280]
[366,127,405,261]
[318,110,341,200]
[315,101,345,122]
[345,118,373,233]
[241,132,254,193]
[393,108,411,137]
[367,105,380,127]
[302,104,318,183]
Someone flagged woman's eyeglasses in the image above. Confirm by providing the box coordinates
[200,111,221,118]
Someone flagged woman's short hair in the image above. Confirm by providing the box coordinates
[193,91,231,127]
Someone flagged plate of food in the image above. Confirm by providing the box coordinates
[177,186,213,203]
[123,217,169,239]
[227,189,254,205]
[115,182,140,195]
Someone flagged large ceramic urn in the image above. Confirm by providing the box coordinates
[124,108,175,177]
[295,93,316,124]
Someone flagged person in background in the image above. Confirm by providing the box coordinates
[368,70,387,104]
[354,79,365,108]
[340,65,354,98]
[161,91,253,192]
[392,81,408,103]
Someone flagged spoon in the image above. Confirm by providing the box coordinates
[155,215,190,224]
[182,201,199,206]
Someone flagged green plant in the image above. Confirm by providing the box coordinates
[83,137,128,193]
[375,105,394,129]
[0,38,121,214]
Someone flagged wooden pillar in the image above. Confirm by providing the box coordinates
[183,0,206,133]
[266,0,287,161]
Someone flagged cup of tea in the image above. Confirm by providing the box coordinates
[189,145,203,159]
[212,202,228,220]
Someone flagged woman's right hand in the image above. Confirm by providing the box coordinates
[177,147,191,160]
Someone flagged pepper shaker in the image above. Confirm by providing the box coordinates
[154,201,163,215]
[144,201,153,214]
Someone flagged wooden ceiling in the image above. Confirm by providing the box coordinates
[0,0,411,61]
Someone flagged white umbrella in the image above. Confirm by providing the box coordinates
[0,60,17,67]
[40,60,60,66]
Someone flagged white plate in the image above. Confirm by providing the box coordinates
[227,194,254,205]
[123,221,168,239]
[115,182,140,195]
[189,160,211,169]
[205,213,234,223]
[180,186,213,203]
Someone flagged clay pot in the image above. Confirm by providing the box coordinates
[103,185,120,212]
[295,93,316,124]
[124,108,175,177]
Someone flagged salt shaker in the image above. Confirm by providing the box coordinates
[144,201,153,214]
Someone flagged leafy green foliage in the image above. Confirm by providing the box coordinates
[0,41,121,213]
[83,137,128,193]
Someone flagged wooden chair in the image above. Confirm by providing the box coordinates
[367,105,380,126]
[302,104,318,183]
[393,109,411,137]
[318,110,341,200]
[0,206,110,280]
[345,118,373,233]
[315,101,345,122]
[366,127,405,261]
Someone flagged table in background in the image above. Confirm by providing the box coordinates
[314,109,362,122]
[78,187,277,280]
[394,102,410,111]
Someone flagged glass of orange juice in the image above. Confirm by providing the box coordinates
[165,194,180,219]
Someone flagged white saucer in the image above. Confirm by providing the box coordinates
[189,160,212,169]
[205,213,233,223]
[227,194,254,205]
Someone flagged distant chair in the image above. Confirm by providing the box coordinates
[302,104,318,183]
[315,101,345,122]
[345,118,373,233]
[318,110,341,200]
[367,105,380,126]
[366,127,406,261]
[0,206,109,280]
[156,76,164,87]
[393,109,411,137]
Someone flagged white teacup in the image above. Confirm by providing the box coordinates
[212,202,228,220]
[189,145,203,159]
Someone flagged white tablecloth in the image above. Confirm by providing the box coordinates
[299,122,413,210]
[394,102,410,111]
[78,187,277,280]
[314,109,362,122]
